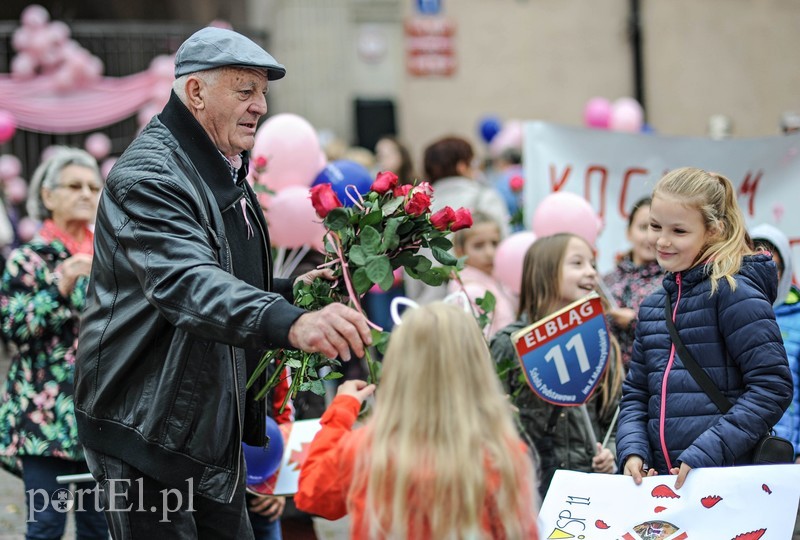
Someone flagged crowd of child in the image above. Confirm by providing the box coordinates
[292,157,798,537]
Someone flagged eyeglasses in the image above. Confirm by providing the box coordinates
[53,182,102,194]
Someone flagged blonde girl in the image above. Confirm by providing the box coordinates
[490,233,623,498]
[617,167,792,489]
[295,302,539,539]
[448,211,518,338]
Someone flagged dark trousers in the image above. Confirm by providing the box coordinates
[84,448,253,540]
[21,455,109,540]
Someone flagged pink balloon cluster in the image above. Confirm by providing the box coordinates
[247,114,329,251]
[250,114,326,192]
[583,96,644,133]
[531,191,603,246]
[10,5,104,91]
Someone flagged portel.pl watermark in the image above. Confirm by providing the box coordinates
[27,477,195,523]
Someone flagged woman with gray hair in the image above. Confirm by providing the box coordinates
[0,147,108,538]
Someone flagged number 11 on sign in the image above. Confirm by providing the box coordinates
[543,334,590,384]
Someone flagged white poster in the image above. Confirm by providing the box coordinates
[247,418,322,497]
[539,466,800,539]
[523,122,800,274]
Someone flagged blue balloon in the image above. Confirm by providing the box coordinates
[478,116,502,144]
[311,160,373,207]
[242,416,284,485]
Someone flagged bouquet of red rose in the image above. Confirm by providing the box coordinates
[248,171,472,407]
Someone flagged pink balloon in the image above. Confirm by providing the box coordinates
[100,158,117,180]
[48,21,70,44]
[10,53,37,79]
[11,27,33,51]
[4,176,28,205]
[21,5,50,29]
[531,191,602,246]
[492,231,537,295]
[40,145,60,163]
[610,97,644,133]
[16,217,39,243]
[85,132,112,160]
[252,114,323,191]
[264,186,326,249]
[0,155,23,180]
[489,120,524,157]
[149,55,175,80]
[0,111,17,144]
[584,97,612,129]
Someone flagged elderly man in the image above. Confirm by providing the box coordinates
[74,27,371,538]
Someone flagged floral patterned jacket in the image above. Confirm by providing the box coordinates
[602,255,664,366]
[0,238,88,474]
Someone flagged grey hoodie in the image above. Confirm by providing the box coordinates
[750,223,793,307]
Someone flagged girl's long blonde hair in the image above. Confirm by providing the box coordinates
[352,302,537,539]
[517,233,622,417]
[653,167,754,294]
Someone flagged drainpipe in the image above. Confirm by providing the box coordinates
[629,0,646,120]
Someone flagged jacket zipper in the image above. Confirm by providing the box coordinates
[659,273,682,471]
[224,228,243,504]
[225,189,272,502]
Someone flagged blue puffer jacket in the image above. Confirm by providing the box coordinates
[773,287,800,456]
[617,254,792,474]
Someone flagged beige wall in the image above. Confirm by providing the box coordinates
[251,0,800,167]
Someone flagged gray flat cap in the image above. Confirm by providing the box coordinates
[174,27,286,80]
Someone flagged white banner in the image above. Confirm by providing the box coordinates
[539,465,800,539]
[523,122,800,275]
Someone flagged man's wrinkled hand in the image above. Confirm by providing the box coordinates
[288,303,372,361]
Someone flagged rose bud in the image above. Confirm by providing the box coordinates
[414,181,434,196]
[404,191,432,216]
[430,206,456,231]
[310,183,343,218]
[393,184,413,198]
[371,171,399,194]
[509,174,524,193]
[253,155,269,172]
[450,207,473,231]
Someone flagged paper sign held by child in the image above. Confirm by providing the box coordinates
[247,418,322,496]
[539,465,800,539]
[512,292,609,406]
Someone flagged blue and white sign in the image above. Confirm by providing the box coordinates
[512,293,609,406]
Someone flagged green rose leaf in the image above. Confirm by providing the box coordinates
[419,269,447,286]
[381,197,404,216]
[429,236,453,251]
[360,226,381,255]
[349,245,367,266]
[351,267,372,295]
[382,218,401,251]
[432,246,458,266]
[324,208,349,231]
[412,255,432,273]
[360,210,383,228]
[365,255,392,287]
[323,371,344,381]
[476,290,496,314]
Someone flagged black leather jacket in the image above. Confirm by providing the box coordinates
[75,93,306,503]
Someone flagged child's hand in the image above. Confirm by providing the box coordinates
[337,379,376,404]
[670,462,692,489]
[623,455,658,485]
[591,443,617,474]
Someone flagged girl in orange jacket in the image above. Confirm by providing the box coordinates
[295,302,539,539]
